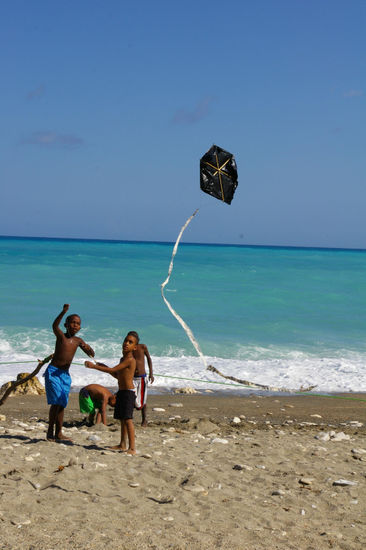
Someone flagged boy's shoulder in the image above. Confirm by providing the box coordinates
[120,353,136,365]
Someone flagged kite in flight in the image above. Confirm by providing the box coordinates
[161,144,239,374]
[200,144,238,205]
[161,145,315,392]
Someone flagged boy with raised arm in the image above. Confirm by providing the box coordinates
[132,336,154,427]
[85,331,138,455]
[45,304,94,441]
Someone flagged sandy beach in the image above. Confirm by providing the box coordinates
[1,391,365,550]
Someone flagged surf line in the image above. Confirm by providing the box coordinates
[160,210,316,394]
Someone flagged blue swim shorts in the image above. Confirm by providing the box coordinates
[44,364,72,408]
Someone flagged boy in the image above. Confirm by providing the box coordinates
[132,336,154,427]
[79,384,116,425]
[45,304,95,441]
[85,331,138,455]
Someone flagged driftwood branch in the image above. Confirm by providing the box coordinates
[0,354,53,407]
[207,364,316,393]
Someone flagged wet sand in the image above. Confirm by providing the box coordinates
[0,392,365,549]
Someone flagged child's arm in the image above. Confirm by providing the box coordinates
[99,397,109,425]
[79,340,95,358]
[52,304,69,338]
[87,361,118,378]
[144,346,154,383]
[85,357,131,375]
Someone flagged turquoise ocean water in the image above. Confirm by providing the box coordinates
[1,236,366,392]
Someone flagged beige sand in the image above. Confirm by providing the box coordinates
[0,392,365,549]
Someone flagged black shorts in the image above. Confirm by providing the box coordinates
[114,390,135,420]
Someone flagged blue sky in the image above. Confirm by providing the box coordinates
[1,0,365,247]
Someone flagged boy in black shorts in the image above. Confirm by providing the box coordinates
[85,331,138,454]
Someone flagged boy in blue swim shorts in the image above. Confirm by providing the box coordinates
[45,304,94,441]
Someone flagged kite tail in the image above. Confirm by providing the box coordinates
[161,209,208,368]
[207,365,317,393]
[161,211,317,394]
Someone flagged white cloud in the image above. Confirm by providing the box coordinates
[343,89,363,98]
[172,96,216,124]
[26,84,45,100]
[21,131,84,147]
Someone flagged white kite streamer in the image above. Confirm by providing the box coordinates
[161,211,316,393]
[161,209,208,369]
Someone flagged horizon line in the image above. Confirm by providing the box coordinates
[0,234,365,253]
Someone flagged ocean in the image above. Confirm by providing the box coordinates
[1,236,366,393]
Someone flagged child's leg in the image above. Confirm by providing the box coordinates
[47,405,71,441]
[54,406,72,440]
[125,418,136,455]
[47,404,58,439]
[109,420,128,450]
[141,404,147,427]
[121,420,128,450]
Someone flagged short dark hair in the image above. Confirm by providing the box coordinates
[127,330,139,343]
[65,314,81,324]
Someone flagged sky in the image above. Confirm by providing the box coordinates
[0,0,365,248]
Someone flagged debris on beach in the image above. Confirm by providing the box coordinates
[315,431,350,442]
[332,479,358,487]
[299,478,314,486]
[211,437,228,445]
[0,354,52,406]
[173,387,199,394]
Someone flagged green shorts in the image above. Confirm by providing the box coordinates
[79,392,101,415]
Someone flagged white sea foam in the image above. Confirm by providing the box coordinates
[1,346,366,393]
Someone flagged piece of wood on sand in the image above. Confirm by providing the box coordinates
[0,354,53,407]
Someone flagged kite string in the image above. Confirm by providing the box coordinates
[161,209,208,369]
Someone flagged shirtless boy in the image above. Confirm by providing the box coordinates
[45,304,94,441]
[85,331,138,455]
[132,336,154,427]
[79,384,116,425]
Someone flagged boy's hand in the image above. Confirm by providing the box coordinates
[149,374,154,384]
[62,304,70,312]
[85,361,94,369]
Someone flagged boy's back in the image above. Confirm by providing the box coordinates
[133,344,148,376]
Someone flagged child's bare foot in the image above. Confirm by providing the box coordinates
[108,444,127,451]
[55,434,73,442]
[46,435,55,441]
[127,449,136,455]
[141,421,148,427]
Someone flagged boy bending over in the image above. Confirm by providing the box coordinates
[79,384,116,425]
[85,331,138,455]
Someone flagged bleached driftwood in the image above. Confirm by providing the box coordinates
[0,354,53,407]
